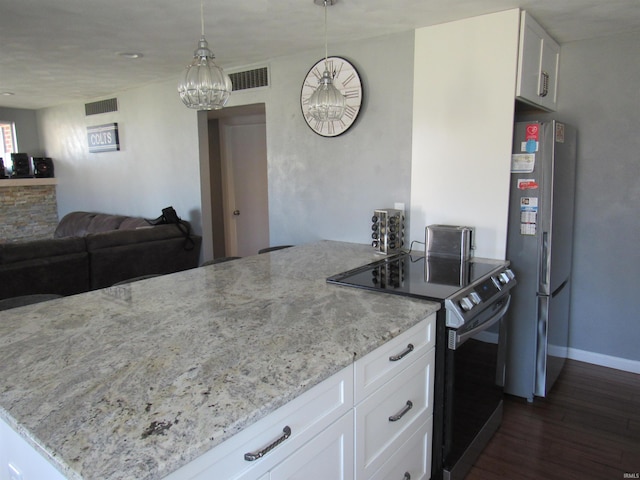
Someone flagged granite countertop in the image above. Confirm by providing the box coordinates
[0,241,439,480]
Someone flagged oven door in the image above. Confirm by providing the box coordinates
[442,293,510,480]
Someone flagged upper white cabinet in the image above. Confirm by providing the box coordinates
[516,11,560,111]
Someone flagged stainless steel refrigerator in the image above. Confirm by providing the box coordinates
[504,120,577,401]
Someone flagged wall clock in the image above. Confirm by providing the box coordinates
[300,56,363,137]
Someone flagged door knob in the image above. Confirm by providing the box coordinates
[233,210,240,216]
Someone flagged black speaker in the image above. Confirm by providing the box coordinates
[0,158,7,179]
[11,153,31,177]
[32,157,54,178]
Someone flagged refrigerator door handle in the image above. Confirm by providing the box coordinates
[540,231,549,293]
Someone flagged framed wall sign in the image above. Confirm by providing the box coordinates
[87,123,120,153]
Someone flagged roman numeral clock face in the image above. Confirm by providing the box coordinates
[300,56,363,137]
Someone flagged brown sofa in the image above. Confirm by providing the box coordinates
[0,211,202,300]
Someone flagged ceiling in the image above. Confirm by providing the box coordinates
[1,0,639,110]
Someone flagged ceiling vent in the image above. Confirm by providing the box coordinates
[229,67,269,91]
[85,98,118,116]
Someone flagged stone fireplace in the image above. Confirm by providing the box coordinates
[0,178,58,243]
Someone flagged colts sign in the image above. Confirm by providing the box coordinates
[87,123,120,153]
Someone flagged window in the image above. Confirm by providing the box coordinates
[1,122,18,171]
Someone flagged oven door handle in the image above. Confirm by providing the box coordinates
[449,295,511,350]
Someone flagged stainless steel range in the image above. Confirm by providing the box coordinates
[327,251,516,480]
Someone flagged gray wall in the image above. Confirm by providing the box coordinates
[264,32,415,247]
[556,32,640,363]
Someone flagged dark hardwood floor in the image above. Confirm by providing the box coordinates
[467,359,640,479]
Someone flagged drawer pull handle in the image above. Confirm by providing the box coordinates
[389,343,414,362]
[244,426,292,461]
[389,400,413,422]
[404,473,411,480]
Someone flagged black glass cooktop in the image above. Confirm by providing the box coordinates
[327,252,503,301]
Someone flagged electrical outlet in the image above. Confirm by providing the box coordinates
[8,463,23,480]
[394,202,405,211]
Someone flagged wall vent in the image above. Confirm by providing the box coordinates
[229,67,269,91]
[85,98,118,116]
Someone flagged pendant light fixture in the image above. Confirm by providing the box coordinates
[307,0,346,122]
[178,1,232,110]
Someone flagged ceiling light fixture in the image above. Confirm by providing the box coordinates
[307,0,346,123]
[117,52,144,59]
[178,0,231,110]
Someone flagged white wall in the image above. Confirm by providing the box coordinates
[37,82,203,232]
[411,10,520,259]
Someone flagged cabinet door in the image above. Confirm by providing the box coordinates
[538,38,559,110]
[369,417,433,480]
[269,411,354,480]
[516,11,559,111]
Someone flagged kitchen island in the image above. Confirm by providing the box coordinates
[0,241,439,480]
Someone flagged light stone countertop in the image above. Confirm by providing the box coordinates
[0,240,439,480]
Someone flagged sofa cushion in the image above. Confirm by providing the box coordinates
[119,217,152,230]
[54,211,139,238]
[0,237,86,264]
[86,213,128,234]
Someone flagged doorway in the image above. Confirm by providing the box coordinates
[207,104,269,258]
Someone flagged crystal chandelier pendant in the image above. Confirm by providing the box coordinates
[178,1,231,111]
[308,68,346,121]
[178,37,231,110]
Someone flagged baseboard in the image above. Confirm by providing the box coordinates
[567,348,640,374]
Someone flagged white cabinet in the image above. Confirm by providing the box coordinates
[355,349,435,479]
[369,417,433,480]
[516,11,560,111]
[354,313,436,480]
[0,416,67,480]
[269,411,354,480]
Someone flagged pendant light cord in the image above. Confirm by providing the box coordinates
[200,0,205,37]
[323,0,328,66]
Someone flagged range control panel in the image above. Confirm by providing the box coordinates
[445,267,516,328]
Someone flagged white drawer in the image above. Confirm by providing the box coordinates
[369,416,433,480]
[269,411,354,480]
[355,348,435,479]
[354,313,436,403]
[164,366,353,480]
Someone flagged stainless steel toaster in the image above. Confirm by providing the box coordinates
[425,225,475,260]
